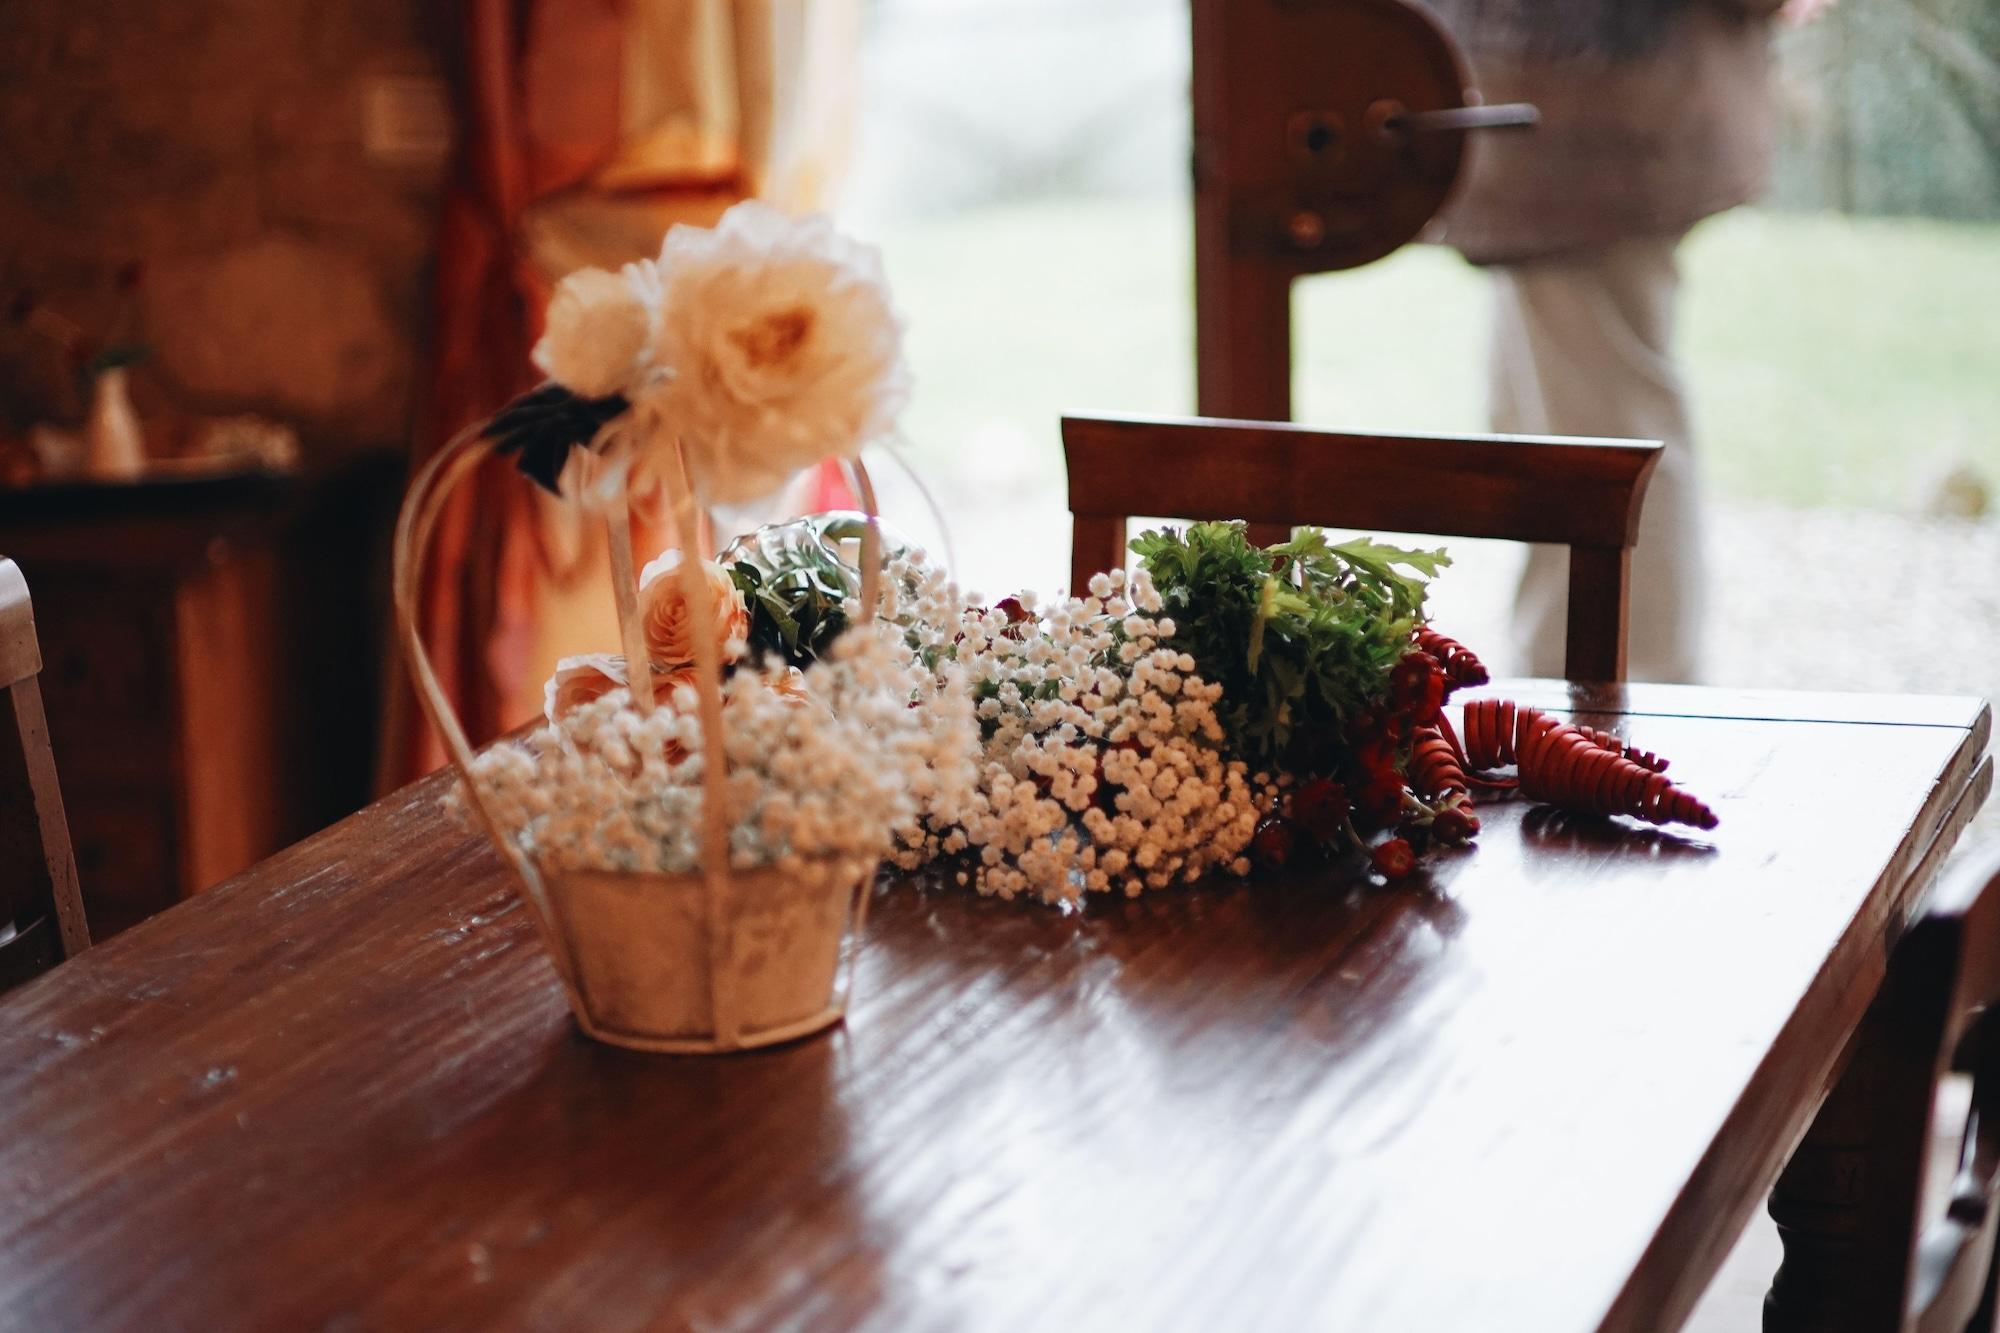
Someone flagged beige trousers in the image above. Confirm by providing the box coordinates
[1489,235,1707,683]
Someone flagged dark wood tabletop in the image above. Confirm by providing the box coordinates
[0,681,1988,1333]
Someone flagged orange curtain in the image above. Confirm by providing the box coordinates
[384,0,859,786]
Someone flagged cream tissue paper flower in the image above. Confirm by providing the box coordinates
[640,201,907,505]
[531,265,659,400]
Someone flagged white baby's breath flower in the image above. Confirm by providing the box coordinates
[532,265,656,399]
[477,539,1257,908]
[640,201,907,505]
[462,619,966,879]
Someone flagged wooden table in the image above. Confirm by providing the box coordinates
[0,682,1988,1332]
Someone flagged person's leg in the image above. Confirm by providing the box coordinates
[1488,234,1706,682]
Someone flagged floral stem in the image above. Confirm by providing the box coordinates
[605,504,656,713]
[845,457,881,625]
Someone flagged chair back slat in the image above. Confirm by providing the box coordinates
[1062,413,1662,682]
[0,557,90,986]
[0,559,42,689]
[1907,840,2000,1332]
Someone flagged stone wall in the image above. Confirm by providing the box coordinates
[0,0,453,457]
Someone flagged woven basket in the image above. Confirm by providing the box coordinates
[392,428,882,1053]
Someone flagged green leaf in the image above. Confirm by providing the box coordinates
[1329,535,1451,578]
[1131,519,1449,770]
[1246,574,1276,674]
[729,545,852,668]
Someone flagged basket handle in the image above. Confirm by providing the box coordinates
[833,456,882,1005]
[391,426,584,994]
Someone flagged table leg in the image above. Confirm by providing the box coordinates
[1765,995,1935,1331]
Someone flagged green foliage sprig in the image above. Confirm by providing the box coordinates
[1132,522,1448,770]
[729,531,857,669]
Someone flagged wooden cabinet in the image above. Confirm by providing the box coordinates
[0,466,397,937]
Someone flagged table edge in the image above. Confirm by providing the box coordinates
[1596,724,1994,1331]
[1492,680,1991,733]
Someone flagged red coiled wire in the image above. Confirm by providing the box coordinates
[1409,724,1470,802]
[1569,721,1668,773]
[1414,626,1490,691]
[1454,699,1717,830]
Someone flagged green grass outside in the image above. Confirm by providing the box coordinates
[875,199,2000,511]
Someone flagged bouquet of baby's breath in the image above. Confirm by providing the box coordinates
[585,517,1461,906]
[486,506,1717,921]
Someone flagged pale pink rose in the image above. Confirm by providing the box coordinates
[638,551,750,669]
[657,664,804,716]
[544,654,630,723]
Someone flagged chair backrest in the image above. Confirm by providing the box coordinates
[0,557,89,990]
[1062,413,1662,682]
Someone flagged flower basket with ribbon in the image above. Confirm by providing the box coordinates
[393,203,919,1053]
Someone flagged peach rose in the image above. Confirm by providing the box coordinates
[544,656,715,724]
[544,654,630,723]
[638,551,750,668]
[651,664,703,713]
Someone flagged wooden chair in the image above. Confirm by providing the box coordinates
[1767,835,2000,1333]
[0,557,90,990]
[1063,413,1661,682]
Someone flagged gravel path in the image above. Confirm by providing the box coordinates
[1707,503,1999,842]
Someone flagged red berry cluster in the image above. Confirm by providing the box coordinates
[1251,634,1485,884]
[975,595,1036,645]
[1371,837,1417,880]
[1250,774,1349,872]
[1381,647,1483,853]
[1344,649,1447,825]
